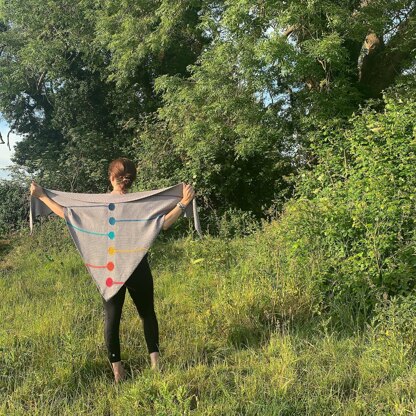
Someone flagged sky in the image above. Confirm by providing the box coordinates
[0,117,22,179]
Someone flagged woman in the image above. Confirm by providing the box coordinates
[30,157,195,382]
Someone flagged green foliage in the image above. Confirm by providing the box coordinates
[0,179,30,236]
[276,92,416,315]
[0,0,205,193]
[148,43,295,216]
[136,0,415,217]
[216,207,260,239]
[372,295,416,352]
[93,0,207,87]
[2,0,415,223]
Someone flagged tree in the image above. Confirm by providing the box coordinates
[140,0,415,215]
[0,0,207,191]
[0,0,414,221]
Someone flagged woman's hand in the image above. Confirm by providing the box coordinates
[30,181,45,198]
[30,180,65,219]
[162,183,196,231]
[181,183,195,206]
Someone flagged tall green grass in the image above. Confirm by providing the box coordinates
[1,218,416,415]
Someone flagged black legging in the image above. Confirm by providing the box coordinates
[102,254,159,363]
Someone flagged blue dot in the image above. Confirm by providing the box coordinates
[108,231,115,240]
[109,217,116,225]
[108,203,115,211]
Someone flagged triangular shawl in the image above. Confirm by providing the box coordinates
[29,183,202,301]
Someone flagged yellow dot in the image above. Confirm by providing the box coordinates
[108,246,115,255]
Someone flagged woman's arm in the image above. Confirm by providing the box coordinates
[30,181,65,219]
[162,183,195,231]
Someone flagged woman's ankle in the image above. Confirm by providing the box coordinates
[111,361,126,382]
[150,352,159,370]
[112,361,124,373]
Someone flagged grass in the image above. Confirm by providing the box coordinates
[1,218,416,415]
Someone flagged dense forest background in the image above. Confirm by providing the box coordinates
[0,0,415,302]
[1,0,414,228]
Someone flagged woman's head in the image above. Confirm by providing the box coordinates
[108,157,137,191]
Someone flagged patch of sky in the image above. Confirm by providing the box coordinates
[0,115,23,179]
[383,3,416,44]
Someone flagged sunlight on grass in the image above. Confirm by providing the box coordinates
[2,219,416,415]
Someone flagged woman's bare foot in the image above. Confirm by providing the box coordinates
[150,352,159,371]
[112,361,126,383]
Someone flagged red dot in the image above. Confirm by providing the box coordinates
[107,262,114,271]
[106,277,113,287]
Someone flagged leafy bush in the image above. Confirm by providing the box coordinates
[272,93,416,317]
[217,208,260,239]
[0,179,30,236]
[372,295,416,352]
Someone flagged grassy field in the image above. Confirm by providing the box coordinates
[1,218,416,415]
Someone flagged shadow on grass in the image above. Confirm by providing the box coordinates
[75,358,113,385]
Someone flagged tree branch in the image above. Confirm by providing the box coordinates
[37,71,47,92]
[283,25,297,37]
[358,6,416,97]
[7,129,13,151]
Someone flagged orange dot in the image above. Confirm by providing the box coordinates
[108,246,115,255]
[107,262,114,271]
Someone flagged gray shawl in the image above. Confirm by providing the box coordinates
[29,183,202,301]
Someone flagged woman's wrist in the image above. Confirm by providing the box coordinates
[180,198,191,206]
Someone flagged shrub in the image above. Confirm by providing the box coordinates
[0,179,30,237]
[371,294,416,352]
[272,94,416,318]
